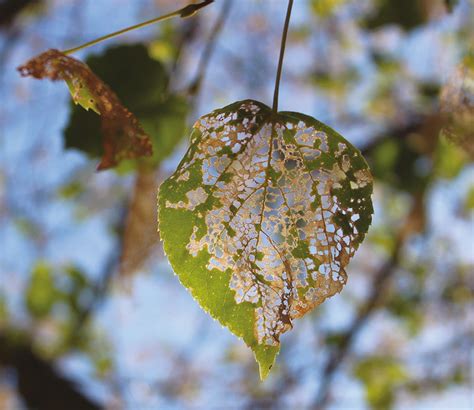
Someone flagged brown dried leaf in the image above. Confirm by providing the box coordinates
[18,49,153,170]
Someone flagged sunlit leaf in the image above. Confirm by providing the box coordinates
[365,0,426,31]
[158,100,373,378]
[0,293,7,326]
[18,49,153,170]
[445,0,459,13]
[310,0,347,18]
[63,44,188,171]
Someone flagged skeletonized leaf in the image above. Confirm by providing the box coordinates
[158,100,373,378]
[18,49,153,170]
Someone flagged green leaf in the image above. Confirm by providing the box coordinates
[309,0,347,18]
[158,100,373,379]
[63,44,188,171]
[25,262,57,319]
[354,355,408,410]
[445,0,459,12]
[440,55,474,160]
[365,0,427,31]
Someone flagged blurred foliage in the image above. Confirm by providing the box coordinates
[465,185,474,210]
[309,0,347,17]
[354,355,408,409]
[0,294,7,327]
[25,262,57,319]
[434,133,468,179]
[0,0,42,26]
[365,0,427,31]
[445,0,460,12]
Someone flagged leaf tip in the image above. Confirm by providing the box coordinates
[254,344,279,381]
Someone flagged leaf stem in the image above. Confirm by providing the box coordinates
[272,0,293,114]
[62,0,214,55]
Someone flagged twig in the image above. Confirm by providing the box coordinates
[62,0,214,55]
[0,332,101,410]
[187,0,233,99]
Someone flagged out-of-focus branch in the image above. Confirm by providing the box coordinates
[313,193,425,409]
[0,0,41,27]
[0,332,101,410]
[187,0,232,99]
[65,205,128,347]
[119,1,232,279]
[361,113,444,157]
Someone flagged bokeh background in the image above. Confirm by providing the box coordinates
[0,0,473,409]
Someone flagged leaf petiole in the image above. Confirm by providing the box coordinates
[272,0,294,114]
[63,0,214,55]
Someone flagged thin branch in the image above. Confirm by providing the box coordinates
[64,205,128,347]
[62,0,214,55]
[312,195,424,409]
[187,0,233,99]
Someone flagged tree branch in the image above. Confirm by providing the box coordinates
[0,332,101,410]
[313,194,425,409]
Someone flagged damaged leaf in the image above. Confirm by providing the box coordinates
[18,49,153,170]
[63,45,188,171]
[158,100,373,378]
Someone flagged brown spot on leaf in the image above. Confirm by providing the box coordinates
[18,49,152,170]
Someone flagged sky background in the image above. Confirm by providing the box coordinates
[0,0,473,408]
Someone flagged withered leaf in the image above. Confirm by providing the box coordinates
[18,49,152,170]
[158,100,374,378]
[63,45,188,172]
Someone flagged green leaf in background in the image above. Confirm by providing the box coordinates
[354,355,408,410]
[435,132,468,179]
[365,0,427,31]
[0,293,7,326]
[25,262,57,319]
[64,44,188,170]
[158,100,373,379]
